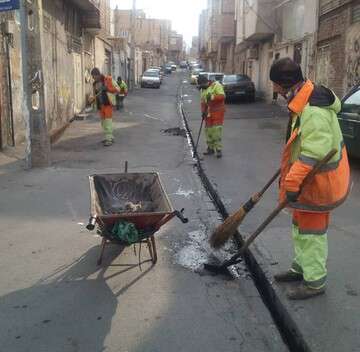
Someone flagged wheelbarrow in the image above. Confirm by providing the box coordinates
[86,163,188,266]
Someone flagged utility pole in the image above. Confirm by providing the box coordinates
[20,0,50,167]
[130,0,136,90]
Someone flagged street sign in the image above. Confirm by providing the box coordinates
[0,0,20,12]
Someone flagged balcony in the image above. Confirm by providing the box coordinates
[70,0,100,11]
[240,0,276,42]
[68,0,101,30]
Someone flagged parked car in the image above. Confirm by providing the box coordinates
[338,84,360,158]
[180,61,188,69]
[196,72,223,88]
[171,64,177,71]
[222,74,255,102]
[164,65,172,74]
[206,72,224,83]
[141,70,161,89]
[190,68,204,84]
[197,72,208,87]
[189,61,200,70]
[148,67,163,83]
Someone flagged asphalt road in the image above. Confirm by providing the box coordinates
[182,73,360,352]
[0,72,287,351]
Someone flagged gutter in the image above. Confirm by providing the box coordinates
[177,84,312,352]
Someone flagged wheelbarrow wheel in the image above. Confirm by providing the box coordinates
[147,235,158,264]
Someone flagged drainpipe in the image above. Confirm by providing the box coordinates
[5,35,15,147]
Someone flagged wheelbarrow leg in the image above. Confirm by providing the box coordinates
[147,238,154,263]
[97,237,107,266]
[150,235,158,264]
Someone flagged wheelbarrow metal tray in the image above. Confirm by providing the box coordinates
[88,172,174,229]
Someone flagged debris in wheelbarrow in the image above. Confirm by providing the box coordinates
[86,171,188,266]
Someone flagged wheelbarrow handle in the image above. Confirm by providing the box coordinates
[86,216,97,231]
[174,209,189,224]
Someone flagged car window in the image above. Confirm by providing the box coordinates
[208,74,223,82]
[223,75,250,83]
[342,89,360,114]
[144,71,159,77]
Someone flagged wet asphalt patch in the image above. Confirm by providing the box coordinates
[161,127,187,138]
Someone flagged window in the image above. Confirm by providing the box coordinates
[342,89,360,114]
[352,3,360,24]
[65,4,81,38]
[223,74,250,83]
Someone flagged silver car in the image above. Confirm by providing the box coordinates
[141,70,161,89]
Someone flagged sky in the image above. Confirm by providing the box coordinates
[110,0,207,46]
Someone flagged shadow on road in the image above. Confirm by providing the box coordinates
[0,244,155,352]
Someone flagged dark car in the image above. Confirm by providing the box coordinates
[164,65,172,74]
[338,84,360,159]
[222,74,255,102]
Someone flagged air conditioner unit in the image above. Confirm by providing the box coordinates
[247,47,259,60]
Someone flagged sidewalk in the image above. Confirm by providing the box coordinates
[182,81,360,352]
[0,75,287,352]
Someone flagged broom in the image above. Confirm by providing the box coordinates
[209,169,281,249]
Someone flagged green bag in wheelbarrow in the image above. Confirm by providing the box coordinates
[111,221,146,245]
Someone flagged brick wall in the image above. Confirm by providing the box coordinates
[317,3,352,97]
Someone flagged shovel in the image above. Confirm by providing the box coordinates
[204,149,337,276]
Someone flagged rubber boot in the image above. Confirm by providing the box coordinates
[274,270,303,282]
[287,282,325,300]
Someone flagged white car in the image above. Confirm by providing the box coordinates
[148,67,163,83]
[141,70,161,88]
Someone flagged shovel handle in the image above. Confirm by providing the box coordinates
[224,149,337,267]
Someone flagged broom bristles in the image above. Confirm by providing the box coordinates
[209,209,247,249]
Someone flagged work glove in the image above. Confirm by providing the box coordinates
[286,191,300,203]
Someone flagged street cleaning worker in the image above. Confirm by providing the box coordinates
[198,75,226,158]
[90,68,120,147]
[116,76,128,110]
[270,58,350,300]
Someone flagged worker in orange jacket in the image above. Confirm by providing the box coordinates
[90,68,120,146]
[270,58,350,300]
[198,75,226,158]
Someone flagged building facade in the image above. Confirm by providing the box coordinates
[200,0,235,73]
[0,0,113,150]
[168,31,184,63]
[317,0,360,98]
[233,0,318,100]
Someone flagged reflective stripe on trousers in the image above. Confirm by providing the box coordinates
[291,210,329,289]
